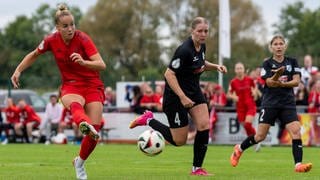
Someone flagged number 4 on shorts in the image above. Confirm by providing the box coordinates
[174,112,181,126]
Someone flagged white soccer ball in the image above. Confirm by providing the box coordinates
[137,129,165,156]
[51,133,68,144]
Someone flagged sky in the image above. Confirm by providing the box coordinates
[0,0,319,43]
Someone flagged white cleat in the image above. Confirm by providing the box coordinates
[1,138,8,145]
[79,122,99,140]
[254,143,261,152]
[73,156,87,180]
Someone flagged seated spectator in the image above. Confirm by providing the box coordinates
[104,86,116,106]
[140,83,162,112]
[1,98,20,144]
[40,94,63,145]
[129,85,144,114]
[308,80,320,114]
[154,84,164,111]
[16,99,41,143]
[58,108,82,143]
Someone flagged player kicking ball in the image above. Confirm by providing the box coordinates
[230,35,312,173]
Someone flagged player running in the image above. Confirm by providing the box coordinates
[130,17,227,176]
[227,62,260,151]
[230,35,312,173]
[11,4,106,179]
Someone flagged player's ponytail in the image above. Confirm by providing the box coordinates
[55,3,72,24]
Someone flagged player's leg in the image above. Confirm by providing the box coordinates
[189,103,212,176]
[25,122,36,143]
[243,115,256,136]
[285,120,312,172]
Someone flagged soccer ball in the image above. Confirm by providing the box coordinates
[137,129,165,156]
[51,133,68,144]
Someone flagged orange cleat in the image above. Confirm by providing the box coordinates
[230,144,242,167]
[295,163,312,173]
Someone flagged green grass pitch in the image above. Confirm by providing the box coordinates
[0,144,318,180]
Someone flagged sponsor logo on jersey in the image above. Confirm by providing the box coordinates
[171,58,180,69]
[272,64,277,68]
[38,40,44,50]
[260,68,266,76]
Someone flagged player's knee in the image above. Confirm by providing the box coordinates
[174,140,186,146]
[255,133,267,142]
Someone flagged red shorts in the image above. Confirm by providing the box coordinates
[60,81,105,104]
[236,104,257,122]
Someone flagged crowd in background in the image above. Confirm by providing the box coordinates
[1,54,319,145]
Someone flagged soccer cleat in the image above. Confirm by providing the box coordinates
[295,163,312,173]
[190,168,213,176]
[254,143,261,152]
[230,144,242,167]
[129,110,154,129]
[73,156,87,180]
[79,122,99,140]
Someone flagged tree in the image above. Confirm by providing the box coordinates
[80,0,165,86]
[274,1,320,64]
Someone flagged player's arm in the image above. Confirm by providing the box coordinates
[204,61,227,73]
[280,74,300,88]
[226,85,238,102]
[265,66,285,88]
[11,50,41,88]
[164,68,194,108]
[70,53,106,71]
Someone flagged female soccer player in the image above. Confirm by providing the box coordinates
[227,63,258,137]
[130,17,227,176]
[230,35,312,173]
[11,4,106,179]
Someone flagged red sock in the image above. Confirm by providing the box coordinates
[244,122,256,136]
[70,102,91,125]
[79,125,101,160]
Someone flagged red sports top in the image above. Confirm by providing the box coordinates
[37,30,102,84]
[19,105,41,124]
[4,106,20,124]
[229,76,256,107]
[140,94,161,105]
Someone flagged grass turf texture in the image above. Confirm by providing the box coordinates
[0,144,318,180]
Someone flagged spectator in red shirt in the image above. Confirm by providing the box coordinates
[227,62,258,137]
[10,4,106,179]
[308,80,320,113]
[15,99,41,143]
[0,98,20,144]
[140,83,162,112]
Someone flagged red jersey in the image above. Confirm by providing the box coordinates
[308,91,320,113]
[210,92,227,107]
[19,105,41,124]
[229,76,256,107]
[37,30,102,84]
[4,106,20,124]
[140,94,161,104]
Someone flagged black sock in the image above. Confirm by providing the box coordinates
[148,119,177,146]
[292,139,303,164]
[193,130,209,167]
[240,135,257,151]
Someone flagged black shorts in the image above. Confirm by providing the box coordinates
[258,108,298,126]
[163,93,206,129]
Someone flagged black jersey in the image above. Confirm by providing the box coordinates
[163,36,206,104]
[260,56,301,108]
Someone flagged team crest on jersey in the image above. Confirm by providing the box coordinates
[272,64,277,68]
[38,40,44,50]
[286,65,292,72]
[171,58,181,69]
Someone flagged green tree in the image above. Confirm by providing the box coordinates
[80,0,165,86]
[274,1,320,65]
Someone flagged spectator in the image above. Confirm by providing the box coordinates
[104,86,116,106]
[59,108,82,143]
[16,99,41,143]
[40,94,63,145]
[301,55,318,89]
[208,85,227,142]
[154,84,164,109]
[308,80,320,114]
[140,83,162,112]
[129,85,143,114]
[1,98,20,144]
